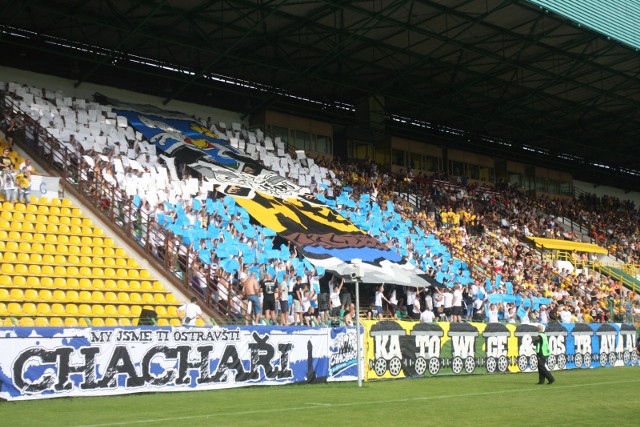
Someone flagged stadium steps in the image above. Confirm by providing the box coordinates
[0,197,202,327]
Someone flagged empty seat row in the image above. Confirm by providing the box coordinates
[0,288,176,304]
[0,229,107,244]
[0,316,191,327]
[2,197,73,209]
[1,209,88,222]
[0,263,150,279]
[0,252,138,267]
[0,241,126,256]
[0,221,101,236]
[0,301,179,317]
[0,276,165,291]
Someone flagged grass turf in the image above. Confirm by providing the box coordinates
[2,367,639,427]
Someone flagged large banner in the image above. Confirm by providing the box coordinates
[362,320,638,380]
[118,109,430,287]
[0,326,330,401]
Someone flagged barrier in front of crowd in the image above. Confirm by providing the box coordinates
[1,321,637,401]
[362,320,638,380]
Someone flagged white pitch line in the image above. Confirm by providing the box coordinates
[73,378,640,427]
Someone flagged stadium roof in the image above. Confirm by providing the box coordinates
[2,0,640,189]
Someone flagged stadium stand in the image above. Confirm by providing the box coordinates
[0,80,638,330]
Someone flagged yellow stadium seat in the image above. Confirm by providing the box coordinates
[0,211,11,220]
[119,318,132,326]
[129,281,141,291]
[40,277,54,288]
[155,306,167,317]
[60,207,71,216]
[0,302,6,315]
[115,258,127,268]
[10,288,24,300]
[26,276,40,287]
[92,279,105,290]
[67,255,80,264]
[105,292,117,303]
[80,256,92,265]
[104,280,117,290]
[66,290,79,302]
[0,288,10,300]
[104,268,116,278]
[118,305,131,317]
[169,319,181,327]
[57,235,70,245]
[49,317,64,327]
[80,246,92,255]
[8,231,21,240]
[92,256,104,266]
[141,281,153,291]
[128,270,140,279]
[11,221,22,231]
[54,266,67,276]
[24,289,39,301]
[1,318,13,327]
[56,244,69,255]
[153,282,164,292]
[81,236,92,246]
[117,292,130,303]
[167,306,178,317]
[104,257,116,267]
[129,293,142,303]
[94,228,104,237]
[92,267,104,277]
[103,247,115,256]
[61,199,73,207]
[93,237,104,246]
[92,318,105,327]
[66,304,79,316]
[41,265,55,275]
[5,241,19,251]
[43,243,56,253]
[91,291,105,302]
[92,305,105,316]
[14,203,26,212]
[116,280,129,290]
[67,266,79,276]
[104,305,117,317]
[37,303,51,316]
[68,245,81,255]
[64,317,78,327]
[22,302,37,316]
[51,303,65,316]
[13,276,27,287]
[78,291,92,302]
[92,247,104,256]
[116,268,128,278]
[20,317,35,327]
[157,319,170,326]
[7,302,22,316]
[37,204,49,214]
[82,218,93,227]
[71,218,82,227]
[69,235,81,245]
[53,277,66,288]
[130,305,142,317]
[79,304,92,317]
[1,263,14,274]
[29,253,42,263]
[79,267,92,276]
[154,293,166,304]
[59,217,71,226]
[0,275,11,286]
[142,293,154,304]
[20,232,33,242]
[105,318,118,327]
[78,318,91,327]
[46,224,58,234]
[49,215,60,224]
[77,278,91,289]
[34,317,49,327]
[67,278,80,289]
[15,264,28,275]
[17,252,29,263]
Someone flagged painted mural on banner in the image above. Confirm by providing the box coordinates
[116,109,430,287]
[0,326,330,401]
[362,320,638,380]
[327,326,359,381]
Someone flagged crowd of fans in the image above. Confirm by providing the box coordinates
[1,81,639,329]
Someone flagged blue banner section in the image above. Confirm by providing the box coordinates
[114,110,240,166]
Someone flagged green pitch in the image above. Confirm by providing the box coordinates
[2,367,639,427]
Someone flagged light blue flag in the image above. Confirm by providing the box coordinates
[244,227,257,238]
[206,198,215,214]
[276,271,285,282]
[517,306,527,320]
[316,266,325,275]
[192,198,202,211]
[495,274,502,288]
[488,294,503,304]
[244,252,255,264]
[199,250,211,264]
[133,194,141,208]
[505,282,513,295]
[263,228,277,237]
